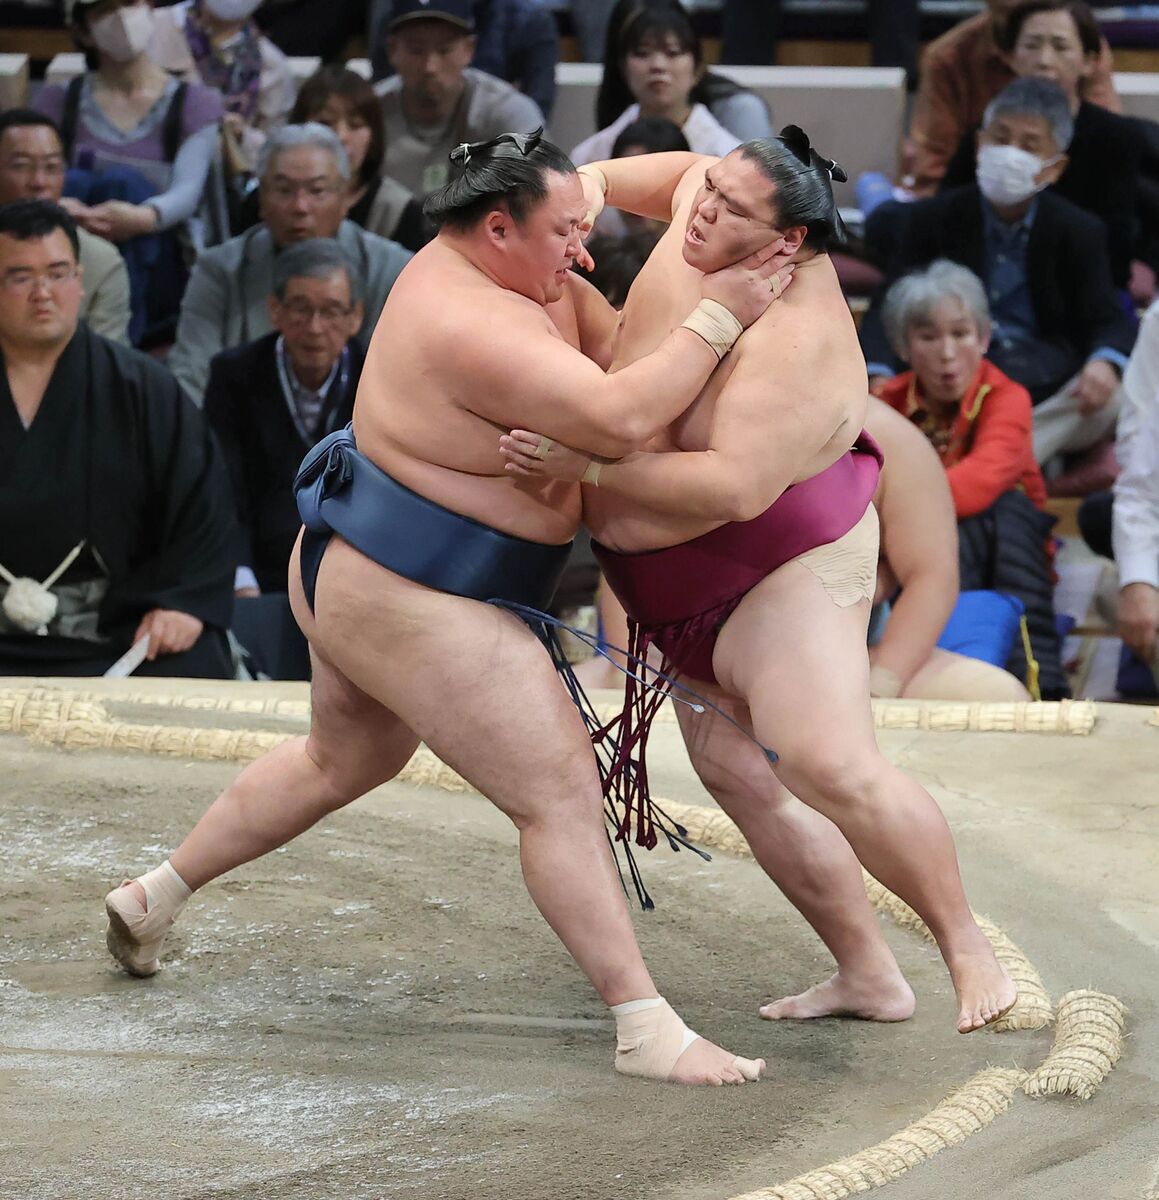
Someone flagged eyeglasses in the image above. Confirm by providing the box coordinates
[281,299,354,324]
[265,181,341,203]
[1,264,78,292]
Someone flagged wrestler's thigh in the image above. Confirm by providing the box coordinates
[304,644,422,796]
[675,680,789,813]
[304,539,601,823]
[710,560,881,794]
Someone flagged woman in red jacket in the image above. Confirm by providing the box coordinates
[877,258,1047,518]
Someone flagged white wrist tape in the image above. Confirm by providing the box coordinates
[582,459,603,486]
[681,298,744,361]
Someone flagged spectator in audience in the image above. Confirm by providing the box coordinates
[0,200,235,678]
[863,396,1032,701]
[291,65,430,252]
[874,258,1067,697]
[369,0,560,119]
[375,0,546,202]
[167,123,410,404]
[593,1,769,150]
[577,1,741,166]
[906,0,1119,196]
[150,0,295,173]
[940,0,1140,288]
[878,260,1047,519]
[205,239,363,597]
[1078,296,1159,676]
[1111,361,1159,681]
[862,79,1136,469]
[0,110,130,342]
[36,0,225,342]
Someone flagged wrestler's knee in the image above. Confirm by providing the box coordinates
[501,754,604,833]
[303,733,405,810]
[776,742,888,811]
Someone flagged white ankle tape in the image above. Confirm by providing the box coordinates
[139,860,192,915]
[681,299,744,361]
[611,996,664,1017]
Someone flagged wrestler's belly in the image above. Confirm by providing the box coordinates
[583,489,729,553]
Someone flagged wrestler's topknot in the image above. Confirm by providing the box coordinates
[424,128,576,232]
[739,126,848,253]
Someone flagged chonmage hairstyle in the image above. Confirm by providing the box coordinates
[881,258,992,358]
[0,198,80,259]
[423,129,576,232]
[739,125,847,252]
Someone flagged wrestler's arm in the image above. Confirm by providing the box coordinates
[865,401,959,690]
[580,153,715,222]
[569,341,845,520]
[565,270,620,372]
[460,248,786,459]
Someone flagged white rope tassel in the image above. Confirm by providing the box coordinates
[0,540,86,634]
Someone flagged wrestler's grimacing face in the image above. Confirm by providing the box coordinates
[683,151,781,273]
[503,170,587,306]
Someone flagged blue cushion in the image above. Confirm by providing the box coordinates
[937,590,1026,667]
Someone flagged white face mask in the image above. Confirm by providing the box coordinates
[89,4,155,63]
[202,0,263,21]
[976,142,1058,208]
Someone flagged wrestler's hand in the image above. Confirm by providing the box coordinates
[499,430,597,482]
[133,608,204,659]
[701,240,795,329]
[577,166,607,234]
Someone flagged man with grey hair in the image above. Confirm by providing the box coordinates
[204,238,365,605]
[169,123,411,405]
[862,76,1136,468]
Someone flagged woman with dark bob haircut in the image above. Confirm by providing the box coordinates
[291,64,430,252]
[573,1,766,166]
[595,0,770,143]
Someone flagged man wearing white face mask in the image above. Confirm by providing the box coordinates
[862,77,1136,467]
[150,0,295,173]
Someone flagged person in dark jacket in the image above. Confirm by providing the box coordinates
[862,78,1136,466]
[938,1,1141,288]
[204,238,363,596]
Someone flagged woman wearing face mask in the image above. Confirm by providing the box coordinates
[940,0,1140,289]
[34,0,224,342]
[149,0,295,173]
[288,66,431,253]
[571,3,744,166]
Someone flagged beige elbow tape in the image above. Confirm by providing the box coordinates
[868,664,903,699]
[582,459,603,486]
[681,298,744,361]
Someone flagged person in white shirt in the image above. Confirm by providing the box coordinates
[1112,315,1159,675]
[571,4,739,166]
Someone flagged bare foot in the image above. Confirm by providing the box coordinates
[760,969,916,1022]
[668,1037,765,1086]
[949,951,1017,1033]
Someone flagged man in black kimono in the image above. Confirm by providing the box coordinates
[0,199,237,678]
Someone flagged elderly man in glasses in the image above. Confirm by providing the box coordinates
[205,238,364,603]
[168,123,411,406]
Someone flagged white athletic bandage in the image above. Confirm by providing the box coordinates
[576,164,608,225]
[582,460,602,486]
[533,436,554,460]
[104,859,192,978]
[681,299,744,361]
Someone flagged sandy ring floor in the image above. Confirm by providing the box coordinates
[1,680,1156,1199]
